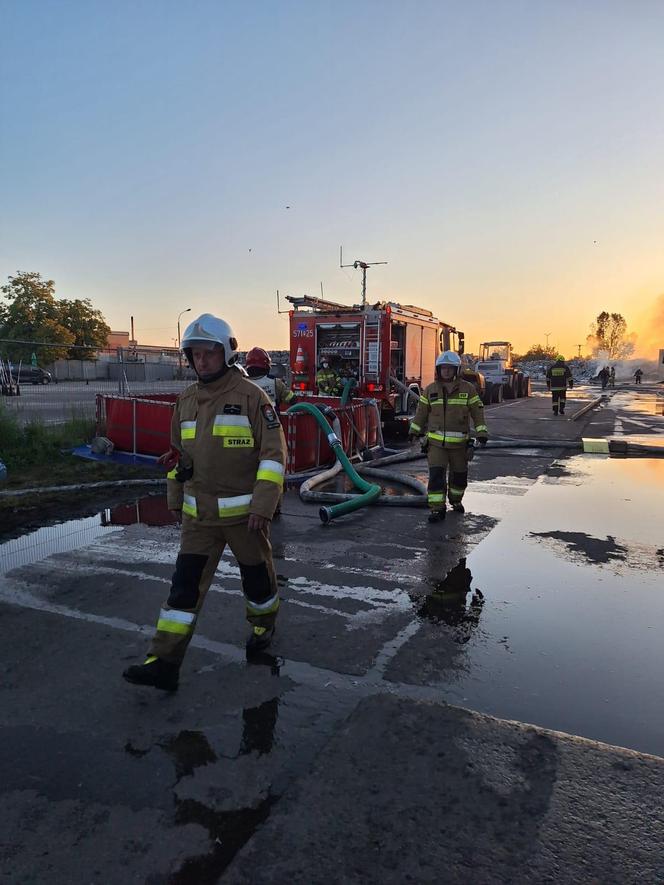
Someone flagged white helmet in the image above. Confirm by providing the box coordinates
[435,351,461,368]
[181,313,238,367]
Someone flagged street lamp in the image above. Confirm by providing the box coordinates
[177,308,192,376]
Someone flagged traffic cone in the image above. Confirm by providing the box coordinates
[294,345,307,375]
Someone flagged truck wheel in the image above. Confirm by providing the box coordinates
[522,377,531,397]
[482,382,492,405]
[503,381,515,399]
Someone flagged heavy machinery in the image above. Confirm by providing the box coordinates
[286,294,464,429]
[476,341,530,400]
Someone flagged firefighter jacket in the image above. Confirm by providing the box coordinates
[409,378,488,447]
[249,374,296,411]
[316,367,341,395]
[166,367,287,524]
[546,363,573,391]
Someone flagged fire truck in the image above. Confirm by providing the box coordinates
[286,295,464,426]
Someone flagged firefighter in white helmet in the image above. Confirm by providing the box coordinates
[408,351,488,523]
[123,313,287,691]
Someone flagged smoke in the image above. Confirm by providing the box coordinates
[634,294,664,359]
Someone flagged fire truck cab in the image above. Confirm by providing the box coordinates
[287,295,463,425]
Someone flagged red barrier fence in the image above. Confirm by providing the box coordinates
[96,393,380,473]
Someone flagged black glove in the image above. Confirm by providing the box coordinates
[466,439,475,462]
[478,437,488,447]
[175,462,194,482]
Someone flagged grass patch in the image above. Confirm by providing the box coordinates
[0,406,160,489]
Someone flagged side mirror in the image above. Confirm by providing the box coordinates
[458,332,465,355]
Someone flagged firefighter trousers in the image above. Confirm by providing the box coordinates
[427,445,468,511]
[551,389,567,413]
[148,517,279,664]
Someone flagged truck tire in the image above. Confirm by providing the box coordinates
[492,384,503,404]
[522,376,531,397]
[503,379,515,399]
[482,382,492,405]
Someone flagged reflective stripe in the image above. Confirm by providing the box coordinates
[428,493,445,503]
[246,593,280,615]
[218,494,252,519]
[447,398,469,405]
[182,494,197,517]
[418,395,428,404]
[213,416,253,439]
[475,425,488,432]
[284,390,295,402]
[448,486,465,495]
[181,421,196,439]
[410,422,421,432]
[256,459,285,486]
[157,607,195,635]
[214,414,251,428]
[468,396,482,405]
[428,431,468,444]
[166,467,178,480]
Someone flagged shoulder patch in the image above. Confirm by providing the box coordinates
[261,403,281,429]
[223,404,242,414]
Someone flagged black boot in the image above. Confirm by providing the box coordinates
[428,508,446,523]
[246,624,275,654]
[122,656,179,691]
[553,407,558,415]
[451,502,465,513]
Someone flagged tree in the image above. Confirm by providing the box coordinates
[57,298,111,360]
[0,272,74,363]
[0,272,112,364]
[587,311,634,360]
[516,344,558,362]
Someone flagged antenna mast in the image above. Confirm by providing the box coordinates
[340,246,387,308]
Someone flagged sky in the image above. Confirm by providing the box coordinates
[1,0,664,358]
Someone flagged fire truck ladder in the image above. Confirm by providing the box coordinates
[285,294,349,312]
[363,314,381,382]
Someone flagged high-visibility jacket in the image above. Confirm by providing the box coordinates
[546,363,573,391]
[316,368,340,395]
[249,374,296,411]
[166,367,286,524]
[409,378,488,447]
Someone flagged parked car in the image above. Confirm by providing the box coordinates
[10,365,53,385]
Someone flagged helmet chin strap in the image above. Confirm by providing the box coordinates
[197,363,229,384]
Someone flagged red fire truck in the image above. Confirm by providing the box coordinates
[287,295,464,426]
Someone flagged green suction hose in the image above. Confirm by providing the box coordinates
[340,377,357,406]
[287,402,381,523]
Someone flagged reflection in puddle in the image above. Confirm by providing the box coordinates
[0,495,174,576]
[418,558,485,643]
[240,697,280,756]
[160,730,217,782]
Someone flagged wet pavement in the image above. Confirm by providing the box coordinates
[1,383,664,883]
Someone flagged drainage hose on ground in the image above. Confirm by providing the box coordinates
[286,402,382,523]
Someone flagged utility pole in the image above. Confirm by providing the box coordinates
[340,246,387,308]
[576,344,582,358]
[544,332,551,350]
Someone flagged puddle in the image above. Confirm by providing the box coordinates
[160,730,217,782]
[0,495,175,576]
[398,455,664,755]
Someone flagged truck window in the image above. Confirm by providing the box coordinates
[316,323,361,382]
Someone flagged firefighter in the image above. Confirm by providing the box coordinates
[634,368,643,385]
[245,347,296,412]
[316,358,341,395]
[123,313,286,691]
[609,366,616,388]
[408,351,488,523]
[546,356,573,415]
[245,346,295,518]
